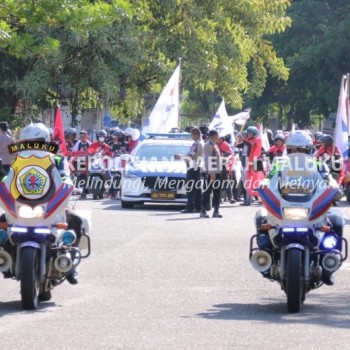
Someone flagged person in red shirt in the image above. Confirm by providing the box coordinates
[241,126,265,206]
[313,131,323,150]
[87,130,113,156]
[124,127,140,153]
[78,130,113,199]
[217,135,235,204]
[266,134,286,163]
[315,134,344,185]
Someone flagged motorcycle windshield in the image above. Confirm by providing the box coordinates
[277,154,321,203]
[279,172,318,202]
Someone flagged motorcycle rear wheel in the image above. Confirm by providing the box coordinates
[20,247,40,310]
[286,248,303,313]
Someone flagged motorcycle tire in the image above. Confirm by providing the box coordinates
[20,247,40,310]
[286,248,303,313]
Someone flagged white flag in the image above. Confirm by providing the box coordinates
[334,75,349,158]
[208,99,234,137]
[291,123,296,133]
[142,64,180,134]
[228,109,251,126]
[257,123,270,152]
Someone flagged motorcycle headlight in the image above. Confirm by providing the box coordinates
[283,207,309,220]
[18,205,45,219]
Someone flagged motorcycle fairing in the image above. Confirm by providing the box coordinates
[257,187,283,220]
[309,188,339,220]
[0,181,17,218]
[0,150,74,223]
[258,153,339,224]
[45,183,73,218]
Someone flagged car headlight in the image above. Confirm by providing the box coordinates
[18,205,45,219]
[283,207,309,220]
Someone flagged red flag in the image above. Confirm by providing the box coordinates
[53,106,67,155]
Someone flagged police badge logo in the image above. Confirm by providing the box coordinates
[10,155,53,200]
[18,166,49,199]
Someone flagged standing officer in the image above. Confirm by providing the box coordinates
[177,127,204,213]
[200,129,223,218]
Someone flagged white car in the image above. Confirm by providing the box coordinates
[120,137,193,208]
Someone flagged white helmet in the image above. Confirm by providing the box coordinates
[125,127,140,141]
[130,129,140,141]
[285,130,313,153]
[20,122,50,142]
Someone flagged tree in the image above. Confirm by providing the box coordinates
[251,0,350,128]
[0,0,292,127]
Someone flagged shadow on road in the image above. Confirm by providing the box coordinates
[0,300,57,316]
[194,293,350,328]
[99,202,185,212]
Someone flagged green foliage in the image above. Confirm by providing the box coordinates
[0,0,291,126]
[251,0,350,128]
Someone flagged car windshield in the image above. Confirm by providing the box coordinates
[134,143,190,161]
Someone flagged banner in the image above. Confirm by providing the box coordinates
[228,109,251,126]
[142,63,180,134]
[208,99,234,137]
[52,106,67,155]
[334,75,349,158]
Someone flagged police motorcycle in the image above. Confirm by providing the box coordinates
[0,124,91,309]
[249,131,347,313]
[105,130,128,198]
[85,150,107,199]
[80,130,115,200]
[70,149,106,200]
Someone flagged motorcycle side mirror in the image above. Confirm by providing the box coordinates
[79,233,91,258]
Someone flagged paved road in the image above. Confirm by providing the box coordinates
[1,197,350,349]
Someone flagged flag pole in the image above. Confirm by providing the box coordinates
[240,119,247,132]
[178,57,182,130]
[347,72,350,135]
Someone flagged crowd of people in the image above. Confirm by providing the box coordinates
[179,125,348,218]
[0,120,347,214]
[62,126,141,199]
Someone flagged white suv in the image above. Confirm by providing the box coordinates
[120,137,193,208]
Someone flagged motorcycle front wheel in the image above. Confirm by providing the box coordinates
[20,247,40,310]
[286,248,304,313]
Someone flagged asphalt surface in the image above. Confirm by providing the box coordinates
[1,196,350,349]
